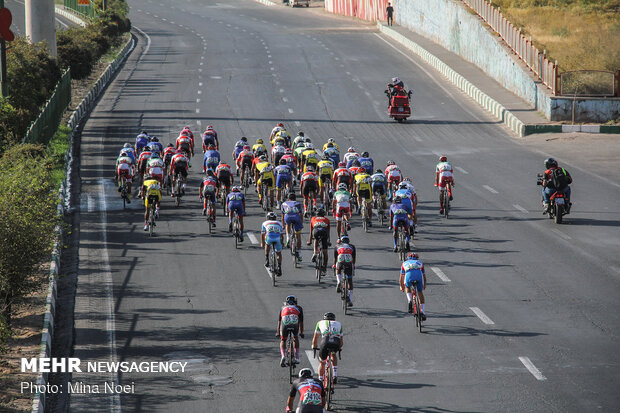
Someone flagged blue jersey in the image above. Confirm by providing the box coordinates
[120,149,136,164]
[135,134,149,150]
[227,191,245,204]
[261,220,283,241]
[281,200,302,217]
[390,202,410,218]
[395,189,413,212]
[323,147,339,166]
[358,157,374,173]
[275,164,292,178]
[203,150,221,169]
[147,141,163,154]
[371,172,387,186]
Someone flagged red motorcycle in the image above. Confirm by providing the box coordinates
[385,88,412,122]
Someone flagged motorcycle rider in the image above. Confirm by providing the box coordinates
[541,157,572,214]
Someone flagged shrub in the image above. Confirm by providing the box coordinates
[57,27,98,79]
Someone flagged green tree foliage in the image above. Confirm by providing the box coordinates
[0,145,59,327]
[0,97,21,153]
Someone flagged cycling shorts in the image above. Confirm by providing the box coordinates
[335,205,350,221]
[319,336,341,361]
[145,194,160,208]
[372,183,386,196]
[336,261,353,278]
[284,214,303,233]
[217,172,232,187]
[150,170,163,183]
[393,216,409,229]
[280,323,299,339]
[205,161,219,171]
[405,270,424,292]
[312,228,329,250]
[202,191,216,204]
[302,181,318,198]
[266,237,283,252]
[318,174,331,188]
[276,174,291,189]
[439,175,454,189]
[240,157,253,170]
[335,176,351,188]
[117,165,132,181]
[259,176,275,190]
[202,136,216,147]
[228,201,244,217]
[357,188,371,200]
[387,175,402,184]
[179,143,190,154]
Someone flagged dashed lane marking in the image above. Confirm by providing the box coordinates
[469,307,495,325]
[288,108,294,114]
[454,166,468,174]
[513,204,528,213]
[430,267,451,282]
[550,228,571,240]
[246,232,258,245]
[305,350,320,374]
[483,185,498,194]
[519,357,546,381]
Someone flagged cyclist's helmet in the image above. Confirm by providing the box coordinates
[338,183,348,190]
[257,139,264,144]
[392,76,400,83]
[328,138,335,143]
[266,211,277,220]
[347,147,355,153]
[323,312,336,321]
[439,155,448,162]
[288,193,297,200]
[403,177,412,182]
[278,123,284,127]
[175,149,183,154]
[285,148,292,154]
[544,157,558,169]
[259,155,268,161]
[387,160,395,166]
[394,196,402,203]
[326,142,334,148]
[241,136,248,142]
[407,252,419,260]
[317,208,326,216]
[339,235,349,244]
[305,137,312,143]
[123,143,132,149]
[299,368,313,379]
[352,159,361,167]
[361,151,369,157]
[376,169,383,174]
[298,131,305,137]
[167,143,174,147]
[151,152,160,158]
[151,136,159,142]
[399,182,407,188]
[141,130,148,135]
[358,167,366,174]
[232,186,240,192]
[206,169,215,177]
[206,125,214,130]
[338,162,346,168]
[243,145,251,150]
[285,295,297,305]
[306,165,315,172]
[184,125,191,130]
[279,159,287,165]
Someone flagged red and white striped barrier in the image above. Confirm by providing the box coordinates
[325,0,389,22]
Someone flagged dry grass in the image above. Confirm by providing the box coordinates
[492,0,620,72]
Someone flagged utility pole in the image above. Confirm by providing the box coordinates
[25,0,56,58]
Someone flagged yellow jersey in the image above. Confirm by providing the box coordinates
[143,179,162,206]
[355,173,372,192]
[252,143,267,154]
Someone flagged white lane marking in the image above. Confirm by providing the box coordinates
[197,90,202,94]
[305,350,320,374]
[196,98,201,103]
[201,56,205,60]
[282,97,288,102]
[550,228,571,240]
[247,232,258,244]
[268,54,272,58]
[197,120,202,127]
[279,88,285,93]
[431,267,451,282]
[268,60,273,64]
[513,204,528,213]
[199,82,203,86]
[133,26,152,58]
[210,76,222,79]
[200,62,204,66]
[519,357,546,381]
[454,166,468,174]
[412,135,422,142]
[483,185,498,194]
[364,91,371,97]
[288,108,294,113]
[196,108,200,114]
[295,121,301,127]
[275,81,281,85]
[346,71,351,75]
[270,67,275,71]
[469,307,495,325]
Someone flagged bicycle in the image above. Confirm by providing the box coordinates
[261,183,271,211]
[147,196,157,237]
[173,173,183,207]
[442,183,451,218]
[322,178,331,209]
[267,241,279,286]
[373,193,386,227]
[314,242,326,283]
[219,184,229,217]
[288,224,300,269]
[397,222,408,261]
[334,266,350,315]
[242,165,251,195]
[411,281,423,333]
[232,210,241,248]
[314,348,340,411]
[285,330,297,383]
[205,197,216,234]
[119,176,129,209]
[361,199,369,233]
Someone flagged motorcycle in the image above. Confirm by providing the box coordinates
[537,173,569,224]
[385,88,412,123]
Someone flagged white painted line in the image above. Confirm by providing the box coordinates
[483,185,498,194]
[431,267,451,282]
[295,121,301,127]
[210,76,222,79]
[279,88,285,93]
[197,90,202,94]
[550,228,571,240]
[288,108,294,114]
[196,98,201,103]
[519,357,546,381]
[412,135,422,142]
[364,91,371,97]
[198,68,203,72]
[197,120,202,127]
[305,350,320,374]
[270,67,275,71]
[268,54,272,58]
[513,204,528,213]
[275,81,281,85]
[469,307,495,325]
[247,232,258,245]
[200,62,204,65]
[268,60,273,64]
[454,166,468,174]
[196,109,200,114]
[282,97,288,102]
[346,71,351,75]
[199,82,203,86]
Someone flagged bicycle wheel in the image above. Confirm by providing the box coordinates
[362,205,368,233]
[270,248,277,286]
[443,186,450,218]
[233,213,239,249]
[291,239,299,269]
[315,248,322,283]
[342,279,348,315]
[175,179,181,207]
[207,200,213,234]
[398,227,406,261]
[414,291,423,333]
[325,361,333,410]
[288,333,295,383]
[148,203,155,237]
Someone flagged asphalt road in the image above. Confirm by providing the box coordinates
[64,0,620,412]
[5,0,77,37]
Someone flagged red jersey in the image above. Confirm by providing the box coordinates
[236,149,254,166]
[385,164,401,177]
[163,146,176,161]
[200,177,218,193]
[216,163,231,175]
[310,216,330,231]
[281,154,297,167]
[170,153,189,172]
[279,305,302,326]
[138,150,152,170]
[333,167,351,181]
[176,135,191,149]
[349,166,362,177]
[301,171,318,183]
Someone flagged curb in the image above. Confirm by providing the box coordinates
[30,34,136,413]
[54,6,88,27]
[255,0,276,6]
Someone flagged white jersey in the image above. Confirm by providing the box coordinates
[436,162,453,178]
[315,320,343,339]
[403,182,416,195]
[343,152,359,163]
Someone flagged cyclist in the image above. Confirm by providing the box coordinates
[332,162,352,191]
[292,131,306,151]
[281,193,303,262]
[273,129,290,148]
[204,125,218,148]
[385,160,402,198]
[371,169,388,217]
[272,141,287,165]
[252,138,267,157]
[281,148,298,183]
[115,150,134,202]
[202,128,218,152]
[399,252,427,319]
[390,196,411,252]
[261,211,284,274]
[286,368,325,413]
[275,159,293,206]
[294,139,308,168]
[146,152,165,186]
[302,143,320,173]
[202,143,220,173]
[395,182,414,234]
[322,137,339,153]
[312,312,343,384]
[162,143,176,185]
[256,155,275,208]
[357,151,374,174]
[333,235,355,306]
[169,149,189,197]
[227,186,246,242]
[317,155,335,208]
[232,137,248,174]
[135,130,150,155]
[322,141,340,167]
[176,132,193,158]
[147,136,163,155]
[136,147,152,196]
[307,208,331,267]
[300,165,319,217]
[401,178,418,232]
[353,167,372,224]
[236,144,254,186]
[332,183,352,238]
[142,173,161,231]
[276,295,304,367]
[181,125,194,142]
[178,128,195,156]
[434,155,454,214]
[270,122,286,141]
[199,169,219,222]
[343,147,359,167]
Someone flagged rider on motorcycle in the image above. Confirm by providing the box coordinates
[541,157,572,214]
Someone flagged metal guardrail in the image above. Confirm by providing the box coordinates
[461,0,559,95]
[64,0,95,19]
[22,68,71,144]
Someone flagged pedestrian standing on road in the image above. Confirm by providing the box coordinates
[386,2,394,26]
